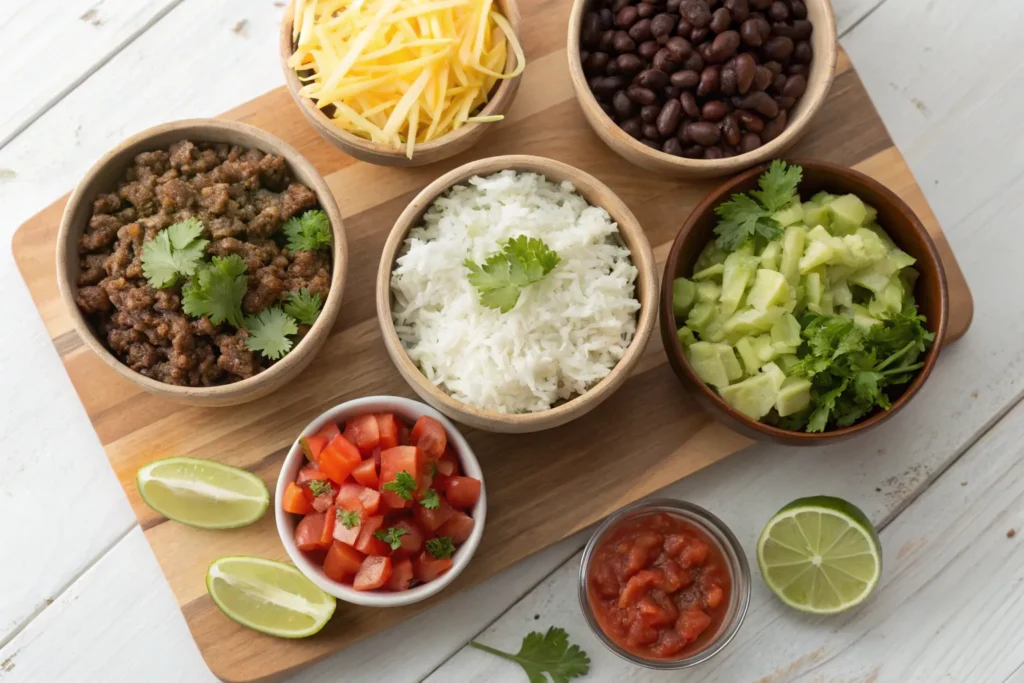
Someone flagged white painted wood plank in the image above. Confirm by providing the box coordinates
[0,0,183,147]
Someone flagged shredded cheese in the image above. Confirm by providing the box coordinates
[288,0,525,158]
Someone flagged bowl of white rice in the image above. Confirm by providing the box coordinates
[376,155,658,433]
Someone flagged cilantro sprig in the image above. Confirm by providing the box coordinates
[337,509,361,529]
[181,254,248,327]
[284,289,323,325]
[141,218,209,288]
[465,236,561,313]
[374,526,408,551]
[420,488,440,510]
[283,210,332,252]
[426,536,455,559]
[713,160,802,251]
[470,627,590,683]
[382,470,417,501]
[244,306,298,361]
[307,479,332,497]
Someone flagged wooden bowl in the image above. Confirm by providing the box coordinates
[567,0,838,178]
[56,119,348,407]
[279,0,523,168]
[376,155,659,433]
[659,160,949,445]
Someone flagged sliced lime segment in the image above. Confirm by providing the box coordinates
[206,556,335,638]
[757,496,882,614]
[137,457,269,529]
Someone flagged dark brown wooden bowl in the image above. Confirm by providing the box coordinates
[659,160,949,446]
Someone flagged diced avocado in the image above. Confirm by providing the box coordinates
[760,361,787,391]
[759,240,782,271]
[900,266,920,295]
[840,229,890,269]
[864,204,878,224]
[747,269,790,311]
[673,278,697,317]
[806,224,849,264]
[694,242,728,272]
[888,248,916,270]
[801,201,831,230]
[772,201,804,227]
[810,191,838,206]
[713,343,743,381]
[776,376,812,416]
[723,307,783,336]
[688,342,730,389]
[776,354,799,373]
[868,279,904,317]
[696,280,722,303]
[677,326,697,348]
[819,288,834,314]
[734,336,762,375]
[832,279,853,308]
[720,251,759,317]
[850,304,881,329]
[718,373,777,420]
[754,334,775,362]
[703,318,727,343]
[686,301,715,330]
[780,225,807,284]
[864,223,898,251]
[799,240,834,273]
[828,194,868,235]
[693,263,725,281]
[805,271,823,306]
[849,258,898,293]
[771,341,798,357]
[771,312,802,347]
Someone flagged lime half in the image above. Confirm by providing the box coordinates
[207,556,336,638]
[757,496,882,614]
[137,457,269,529]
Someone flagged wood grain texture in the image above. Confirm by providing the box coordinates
[9,19,972,683]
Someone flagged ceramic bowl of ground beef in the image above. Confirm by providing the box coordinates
[57,119,347,406]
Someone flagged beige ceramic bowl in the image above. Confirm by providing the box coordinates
[376,154,658,433]
[56,119,347,407]
[567,0,838,178]
[279,0,523,168]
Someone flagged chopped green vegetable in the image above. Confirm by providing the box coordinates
[283,289,323,325]
[382,470,417,501]
[244,306,299,361]
[307,479,332,497]
[283,210,332,252]
[420,488,440,510]
[182,254,248,327]
[425,536,455,559]
[141,218,209,289]
[713,160,802,250]
[470,627,590,683]
[337,509,361,529]
[373,526,408,551]
[465,236,561,313]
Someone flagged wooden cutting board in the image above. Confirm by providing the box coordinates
[11,23,973,683]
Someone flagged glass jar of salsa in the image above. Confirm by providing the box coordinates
[578,499,750,669]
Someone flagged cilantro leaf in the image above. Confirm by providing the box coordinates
[244,306,299,361]
[382,470,417,501]
[713,160,803,251]
[426,536,455,559]
[181,254,247,327]
[283,210,332,252]
[374,526,408,551]
[308,479,332,497]
[283,289,323,325]
[751,159,802,213]
[465,236,561,313]
[141,218,209,288]
[337,509,361,529]
[420,488,440,510]
[470,627,591,683]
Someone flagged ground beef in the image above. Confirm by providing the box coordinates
[73,140,333,387]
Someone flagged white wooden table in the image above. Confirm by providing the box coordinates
[1,1,1022,681]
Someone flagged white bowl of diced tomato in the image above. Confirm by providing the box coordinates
[275,396,485,606]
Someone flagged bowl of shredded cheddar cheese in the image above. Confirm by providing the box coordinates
[281,0,525,167]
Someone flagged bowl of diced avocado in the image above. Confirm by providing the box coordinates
[660,160,949,445]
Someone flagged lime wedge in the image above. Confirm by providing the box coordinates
[757,496,882,614]
[136,457,269,529]
[206,556,336,638]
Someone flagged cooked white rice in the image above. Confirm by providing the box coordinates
[390,170,641,414]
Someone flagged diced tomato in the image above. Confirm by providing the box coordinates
[676,608,712,643]
[352,459,379,489]
[678,538,709,568]
[336,482,381,517]
[300,435,328,463]
[386,557,414,591]
[354,515,390,556]
[343,414,380,452]
[703,583,724,609]
[333,508,363,546]
[319,434,362,483]
[414,471,433,502]
[323,541,365,582]
[410,416,446,459]
[444,476,481,509]
[414,497,455,533]
[353,555,392,591]
[295,513,328,551]
[413,551,453,583]
[624,532,663,577]
[315,421,341,443]
[398,423,411,446]
[433,474,453,494]
[379,446,422,509]
[307,481,336,513]
[296,465,328,486]
[618,569,661,609]
[438,510,475,545]
[282,482,313,515]
[390,519,425,559]
[371,447,382,470]
[376,413,400,449]
[436,449,459,476]
[320,505,337,546]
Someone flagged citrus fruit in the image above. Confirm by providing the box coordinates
[136,457,269,529]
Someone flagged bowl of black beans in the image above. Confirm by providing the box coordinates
[568,0,837,178]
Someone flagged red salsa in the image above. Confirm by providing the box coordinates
[586,512,731,660]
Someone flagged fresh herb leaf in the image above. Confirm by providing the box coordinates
[420,488,440,510]
[141,218,209,288]
[181,254,248,327]
[283,289,323,325]
[465,236,561,313]
[307,479,333,497]
[426,536,455,559]
[470,627,591,683]
[751,159,803,213]
[244,306,299,361]
[283,210,332,252]
[337,509,361,529]
[426,461,438,478]
[382,470,417,501]
[374,526,408,550]
[713,160,802,250]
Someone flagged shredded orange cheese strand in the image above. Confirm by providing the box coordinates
[288,0,525,158]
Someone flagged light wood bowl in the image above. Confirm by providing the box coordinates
[279,0,524,168]
[567,0,837,178]
[56,119,348,407]
[376,155,658,433]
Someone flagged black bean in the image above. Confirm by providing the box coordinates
[737,109,765,132]
[768,1,789,21]
[722,113,742,146]
[677,18,694,36]
[775,95,796,109]
[585,51,609,75]
[735,90,778,117]
[683,51,705,72]
[621,117,643,138]
[720,67,738,95]
[627,85,657,104]
[671,69,701,88]
[751,0,772,9]
[724,0,750,23]
[582,13,603,48]
[615,5,639,28]
[687,120,722,145]
[614,53,642,75]
[636,68,669,89]
[753,65,773,90]
[704,145,724,159]
[702,100,728,121]
[680,0,712,28]
[600,8,615,29]
[697,66,720,96]
[612,90,635,118]
[732,53,756,93]
[595,75,627,97]
[665,84,682,99]
[666,36,693,60]
[607,60,621,75]
[708,30,740,61]
[793,40,813,64]
[667,0,682,11]
[762,109,787,142]
[765,35,794,61]
[653,48,680,72]
[652,13,676,37]
[788,63,809,77]
[613,30,636,52]
[629,18,653,41]
[682,143,705,158]
[642,123,661,139]
[772,73,787,92]
[710,7,732,33]
[680,91,700,117]
[662,137,685,155]
[739,131,762,152]
[641,104,661,123]
[637,3,656,18]
[764,60,783,76]
[641,139,661,150]
[599,29,615,51]
[781,74,807,99]
[690,26,710,43]
[790,0,807,19]
[771,22,799,40]
[657,99,683,136]
[792,19,812,40]
[613,0,631,12]
[638,40,660,59]
[740,18,764,46]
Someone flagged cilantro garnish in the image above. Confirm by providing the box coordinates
[244,306,299,361]
[464,236,561,313]
[382,470,417,501]
[307,479,332,497]
[713,160,802,251]
[374,526,408,551]
[425,536,455,559]
[182,254,248,327]
[337,509,361,529]
[141,218,209,289]
[470,627,591,683]
[283,210,332,252]
[283,289,323,325]
[420,488,440,510]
